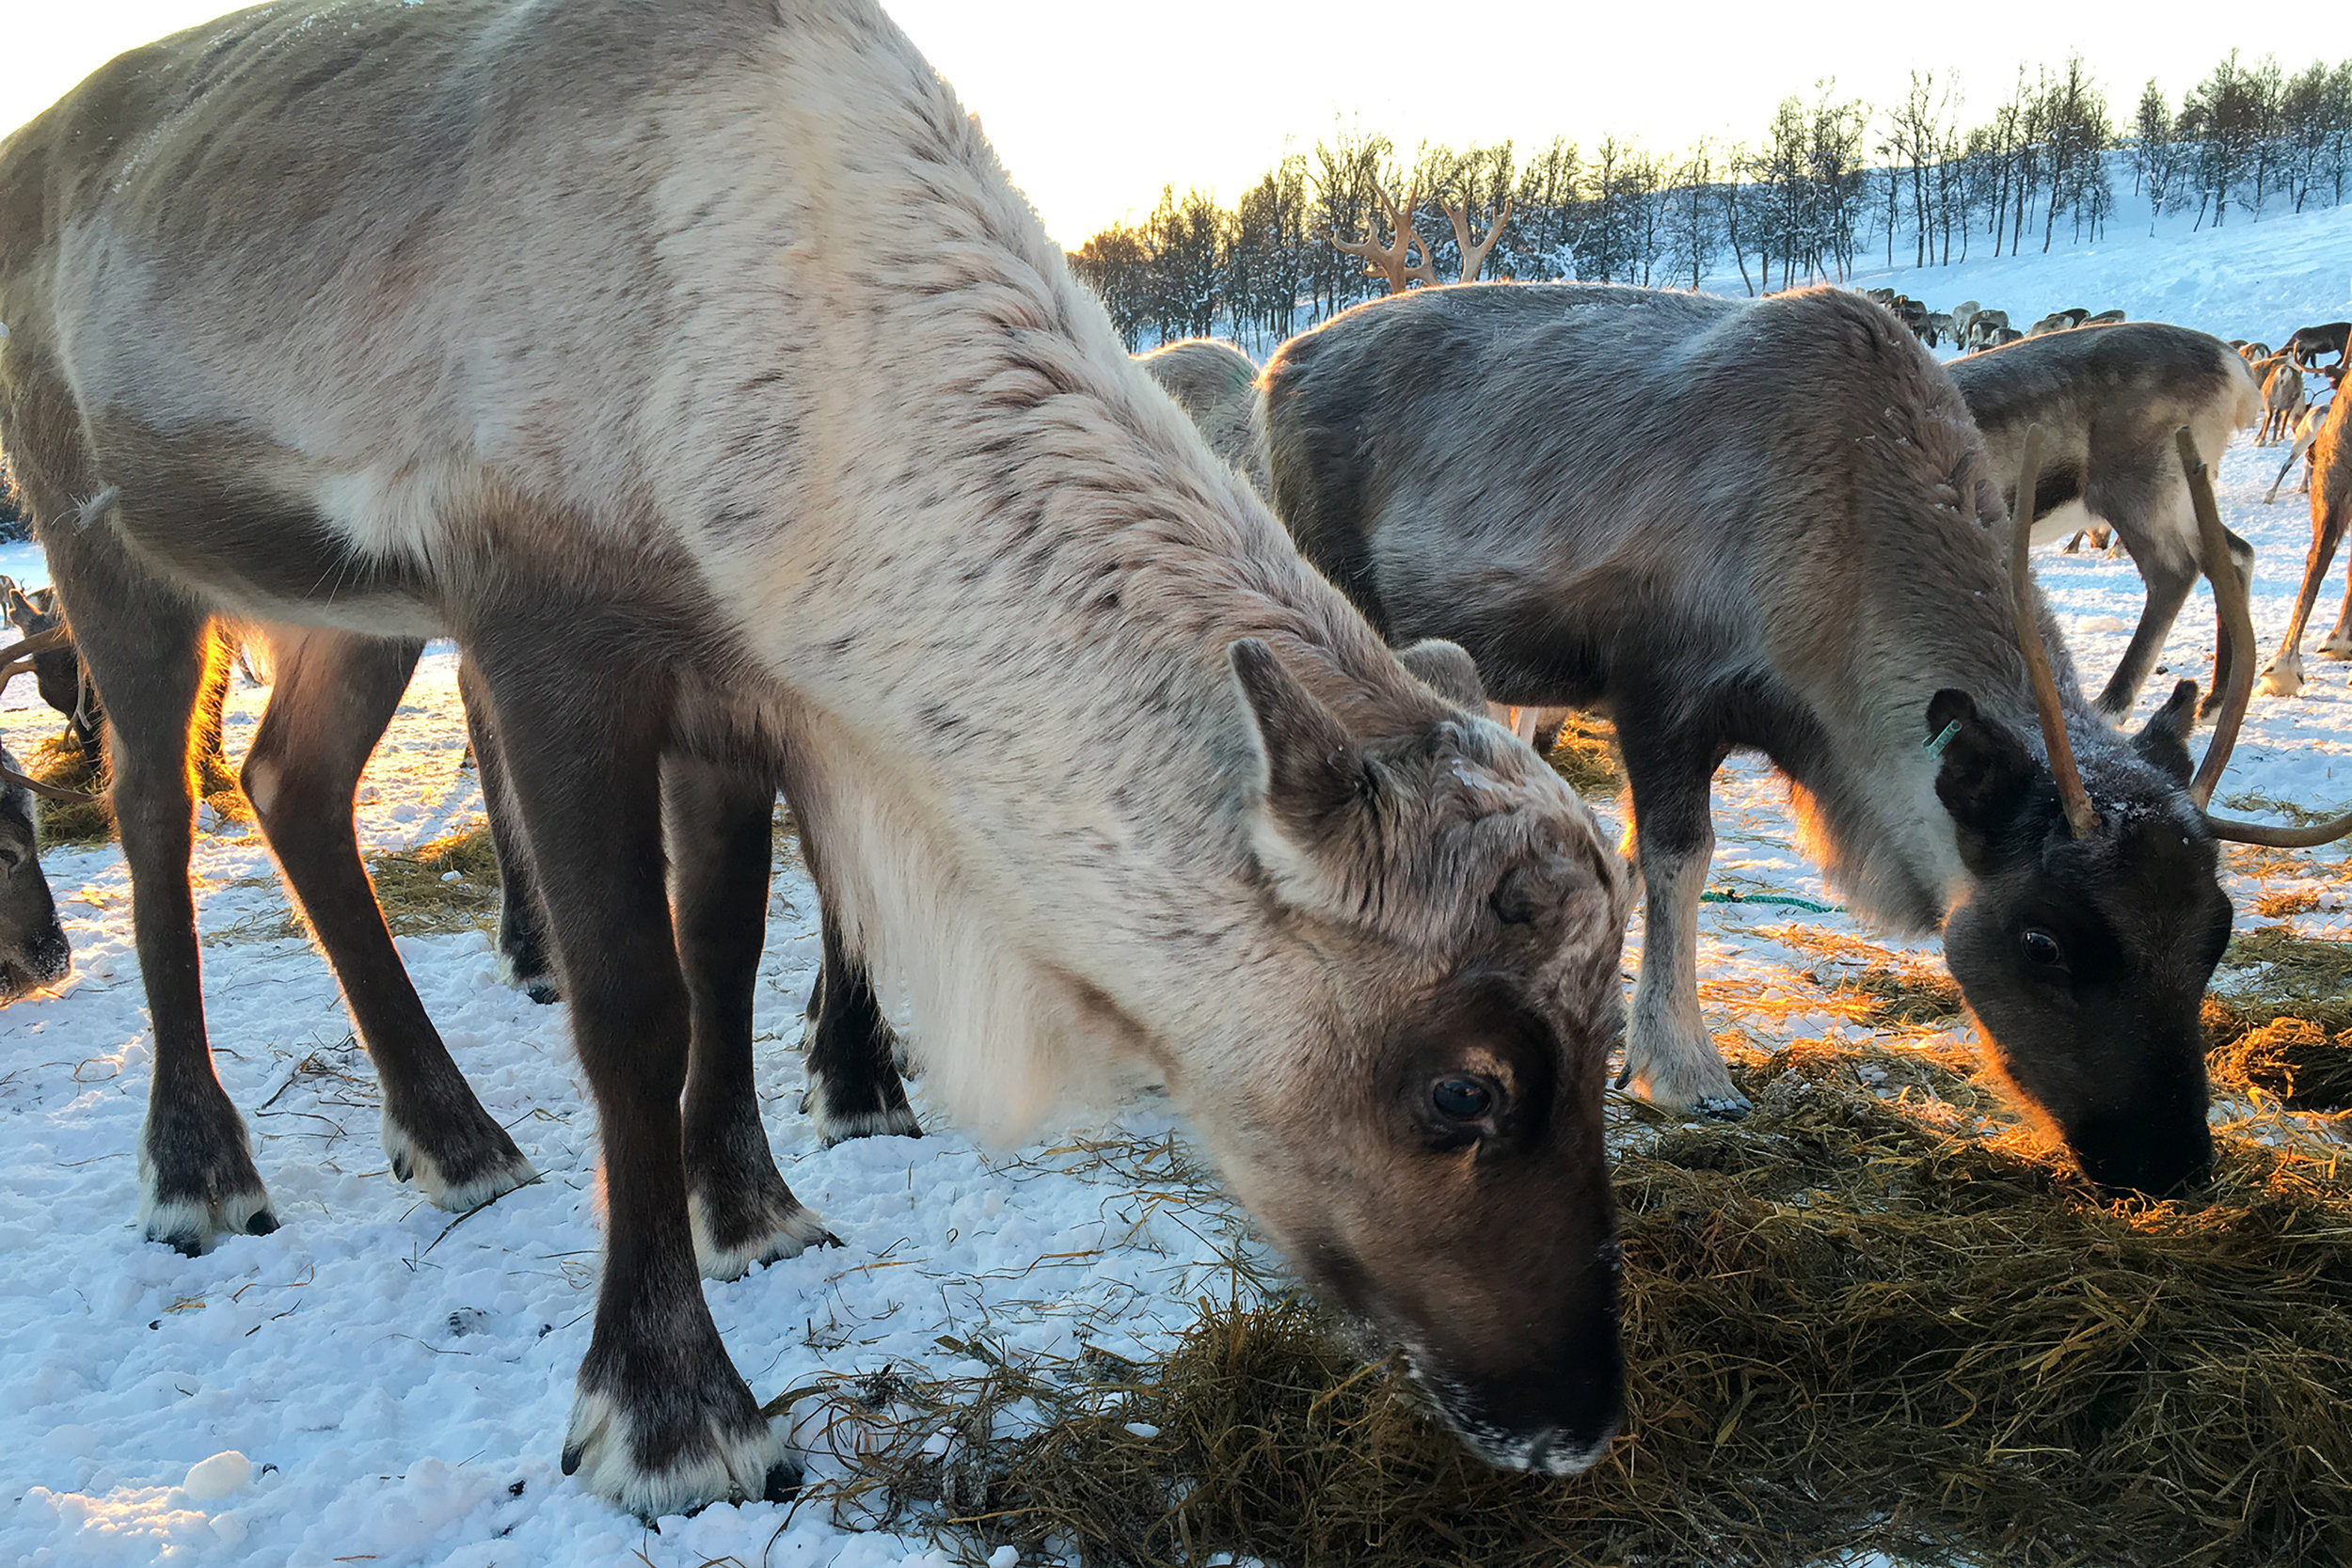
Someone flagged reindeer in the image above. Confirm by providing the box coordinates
[0,634,72,998]
[2257,356,2310,445]
[0,0,1634,1513]
[5,582,246,784]
[2263,364,2343,506]
[1135,340,1268,496]
[2254,389,2352,697]
[2287,321,2351,370]
[1945,323,2265,719]
[1253,281,2349,1194]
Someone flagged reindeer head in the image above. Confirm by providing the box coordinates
[4,585,94,740]
[0,746,69,1000]
[1931,428,2350,1193]
[1195,636,1632,1474]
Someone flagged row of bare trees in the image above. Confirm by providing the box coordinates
[1068,50,2352,354]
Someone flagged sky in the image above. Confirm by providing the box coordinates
[8,0,2349,244]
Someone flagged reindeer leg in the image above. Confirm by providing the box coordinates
[666,754,834,1280]
[41,531,272,1251]
[242,628,536,1211]
[472,624,792,1516]
[2260,513,2345,696]
[796,829,918,1143]
[2095,547,2195,721]
[458,655,558,1003]
[1615,729,1744,1118]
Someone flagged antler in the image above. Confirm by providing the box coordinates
[1332,179,1436,295]
[2008,425,2100,838]
[0,624,101,805]
[2179,426,2352,847]
[1441,194,1513,283]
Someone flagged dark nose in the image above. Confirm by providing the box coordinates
[2079,1121,2213,1196]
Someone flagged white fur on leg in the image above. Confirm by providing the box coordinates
[801,1063,922,1146]
[2260,651,2308,698]
[1619,836,1749,1117]
[380,1112,540,1212]
[2318,628,2352,659]
[688,1188,836,1282]
[136,1146,276,1254]
[562,1386,794,1518]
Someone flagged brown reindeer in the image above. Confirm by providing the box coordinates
[1254,282,2351,1193]
[2254,389,2352,697]
[0,634,72,996]
[1945,324,2263,719]
[1,0,1632,1514]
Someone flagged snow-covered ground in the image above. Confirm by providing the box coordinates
[7,237,2352,1565]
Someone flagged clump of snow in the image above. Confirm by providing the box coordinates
[180,1449,252,1501]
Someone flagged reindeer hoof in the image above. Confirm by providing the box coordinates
[381,1104,538,1212]
[139,1096,277,1255]
[562,1352,793,1518]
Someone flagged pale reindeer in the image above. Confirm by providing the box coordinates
[2262,364,2343,506]
[2256,353,2310,445]
[1252,282,2351,1194]
[0,0,1632,1515]
[1945,323,2265,719]
[2255,388,2352,697]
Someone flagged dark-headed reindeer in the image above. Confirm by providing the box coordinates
[1,0,1633,1514]
[1945,324,2264,719]
[1255,281,2350,1195]
[0,633,72,997]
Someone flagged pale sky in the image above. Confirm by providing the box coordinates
[8,0,2348,243]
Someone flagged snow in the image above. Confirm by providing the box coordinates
[6,226,2352,1565]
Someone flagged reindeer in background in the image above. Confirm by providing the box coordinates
[1333,179,1512,294]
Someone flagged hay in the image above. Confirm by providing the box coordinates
[23,732,245,846]
[807,1045,2352,1568]
[2205,926,2352,1112]
[1542,710,1622,799]
[364,827,503,936]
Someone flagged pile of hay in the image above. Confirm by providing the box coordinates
[2205,925,2352,1112]
[24,733,246,846]
[804,1043,2352,1568]
[365,827,503,936]
[1541,710,1622,800]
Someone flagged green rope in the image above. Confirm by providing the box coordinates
[1703,888,1844,911]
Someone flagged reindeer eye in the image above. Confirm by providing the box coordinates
[2022,927,2065,968]
[1430,1074,1498,1123]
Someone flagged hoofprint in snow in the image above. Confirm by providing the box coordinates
[4,429,2350,1566]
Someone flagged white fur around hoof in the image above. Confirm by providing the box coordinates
[810,1102,922,1146]
[689,1189,837,1282]
[2259,658,2306,698]
[561,1387,798,1518]
[381,1114,540,1212]
[1617,1032,1744,1117]
[137,1184,278,1256]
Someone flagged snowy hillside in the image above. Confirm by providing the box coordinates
[4,214,2351,1566]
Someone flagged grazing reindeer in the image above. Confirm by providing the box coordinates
[2,0,1636,1513]
[1945,323,2263,718]
[1255,282,2348,1193]
[5,582,244,784]
[2254,389,2352,697]
[1135,340,1268,497]
[0,635,72,997]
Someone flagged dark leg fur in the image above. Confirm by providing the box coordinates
[469,623,793,1515]
[459,657,560,1004]
[666,755,835,1279]
[798,884,918,1145]
[40,530,272,1252]
[244,628,536,1210]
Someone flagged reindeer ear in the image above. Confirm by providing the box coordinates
[1394,638,1486,708]
[1231,640,1386,917]
[1929,689,2038,863]
[2132,680,2198,784]
[3,587,29,626]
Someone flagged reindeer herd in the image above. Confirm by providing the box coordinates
[4,0,2352,1523]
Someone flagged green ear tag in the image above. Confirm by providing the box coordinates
[1923,720,1961,758]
